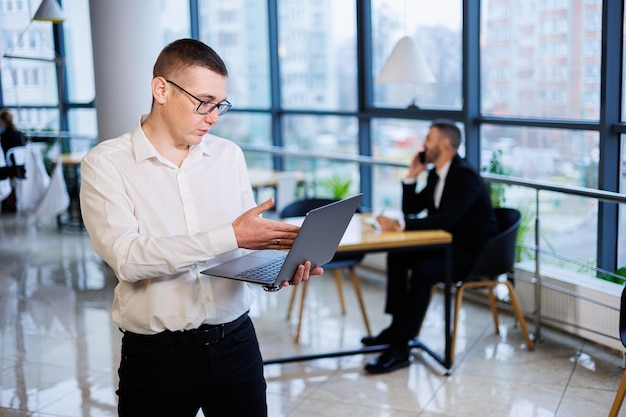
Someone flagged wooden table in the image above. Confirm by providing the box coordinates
[248,169,305,190]
[264,214,454,373]
[248,169,307,209]
[56,152,86,166]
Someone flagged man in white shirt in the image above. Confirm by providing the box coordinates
[80,38,323,417]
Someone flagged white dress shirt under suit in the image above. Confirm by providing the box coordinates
[80,117,258,335]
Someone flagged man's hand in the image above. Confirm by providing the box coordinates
[281,260,324,288]
[232,198,324,286]
[376,215,402,232]
[407,150,427,179]
[233,198,300,250]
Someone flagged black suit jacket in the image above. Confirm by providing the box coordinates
[402,155,499,256]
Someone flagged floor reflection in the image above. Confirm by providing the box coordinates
[0,213,625,417]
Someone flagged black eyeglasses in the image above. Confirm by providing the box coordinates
[165,79,232,116]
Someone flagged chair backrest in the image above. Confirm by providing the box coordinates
[279,197,364,266]
[619,287,626,347]
[279,198,340,218]
[6,146,27,167]
[274,172,301,213]
[467,207,521,279]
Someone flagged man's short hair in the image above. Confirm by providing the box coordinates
[430,119,462,150]
[153,38,228,80]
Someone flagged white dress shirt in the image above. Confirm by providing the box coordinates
[80,117,258,334]
[434,159,452,209]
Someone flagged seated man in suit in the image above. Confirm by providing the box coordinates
[363,119,500,374]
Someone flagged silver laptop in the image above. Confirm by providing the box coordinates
[200,194,363,292]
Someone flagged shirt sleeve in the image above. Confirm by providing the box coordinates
[79,152,240,283]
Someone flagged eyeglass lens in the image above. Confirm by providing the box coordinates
[198,101,231,116]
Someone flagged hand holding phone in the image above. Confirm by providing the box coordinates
[408,150,427,178]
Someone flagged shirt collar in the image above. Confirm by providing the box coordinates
[436,158,452,182]
[131,116,159,163]
[130,115,211,165]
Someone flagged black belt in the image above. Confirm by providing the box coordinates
[123,312,249,346]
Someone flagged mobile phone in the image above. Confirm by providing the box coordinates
[418,151,426,164]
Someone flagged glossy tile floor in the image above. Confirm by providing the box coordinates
[1,213,625,417]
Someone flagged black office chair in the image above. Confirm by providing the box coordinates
[450,207,534,361]
[280,198,371,343]
[608,286,626,417]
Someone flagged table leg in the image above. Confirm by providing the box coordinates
[443,243,452,371]
[263,243,454,374]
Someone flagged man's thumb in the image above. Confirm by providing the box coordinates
[250,198,275,216]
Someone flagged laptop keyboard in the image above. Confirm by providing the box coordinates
[234,254,287,283]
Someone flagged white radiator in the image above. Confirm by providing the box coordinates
[361,256,623,351]
[514,262,623,351]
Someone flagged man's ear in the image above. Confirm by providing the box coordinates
[152,77,167,105]
[441,137,452,151]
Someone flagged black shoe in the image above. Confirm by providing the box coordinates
[364,348,410,374]
[360,329,393,346]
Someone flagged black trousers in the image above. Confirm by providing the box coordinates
[383,247,476,346]
[117,316,267,417]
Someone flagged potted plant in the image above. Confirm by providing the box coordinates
[319,173,352,200]
[483,149,508,208]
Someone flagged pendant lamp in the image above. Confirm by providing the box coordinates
[33,0,65,23]
[376,36,436,85]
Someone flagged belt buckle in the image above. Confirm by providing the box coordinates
[193,325,223,346]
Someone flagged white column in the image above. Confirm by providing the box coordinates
[89,0,163,141]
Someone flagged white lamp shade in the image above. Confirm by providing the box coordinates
[33,0,65,23]
[376,36,436,85]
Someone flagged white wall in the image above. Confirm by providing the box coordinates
[89,0,162,141]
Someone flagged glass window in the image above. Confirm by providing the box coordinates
[372,118,429,210]
[16,108,58,134]
[481,125,599,188]
[482,125,599,270]
[623,5,626,122]
[371,0,462,109]
[371,118,466,211]
[620,133,626,268]
[282,115,359,198]
[0,0,99,136]
[67,108,97,149]
[63,0,95,103]
[499,185,598,273]
[278,0,357,111]
[161,0,190,43]
[0,5,57,121]
[481,0,601,120]
[198,0,270,109]
[209,112,273,170]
